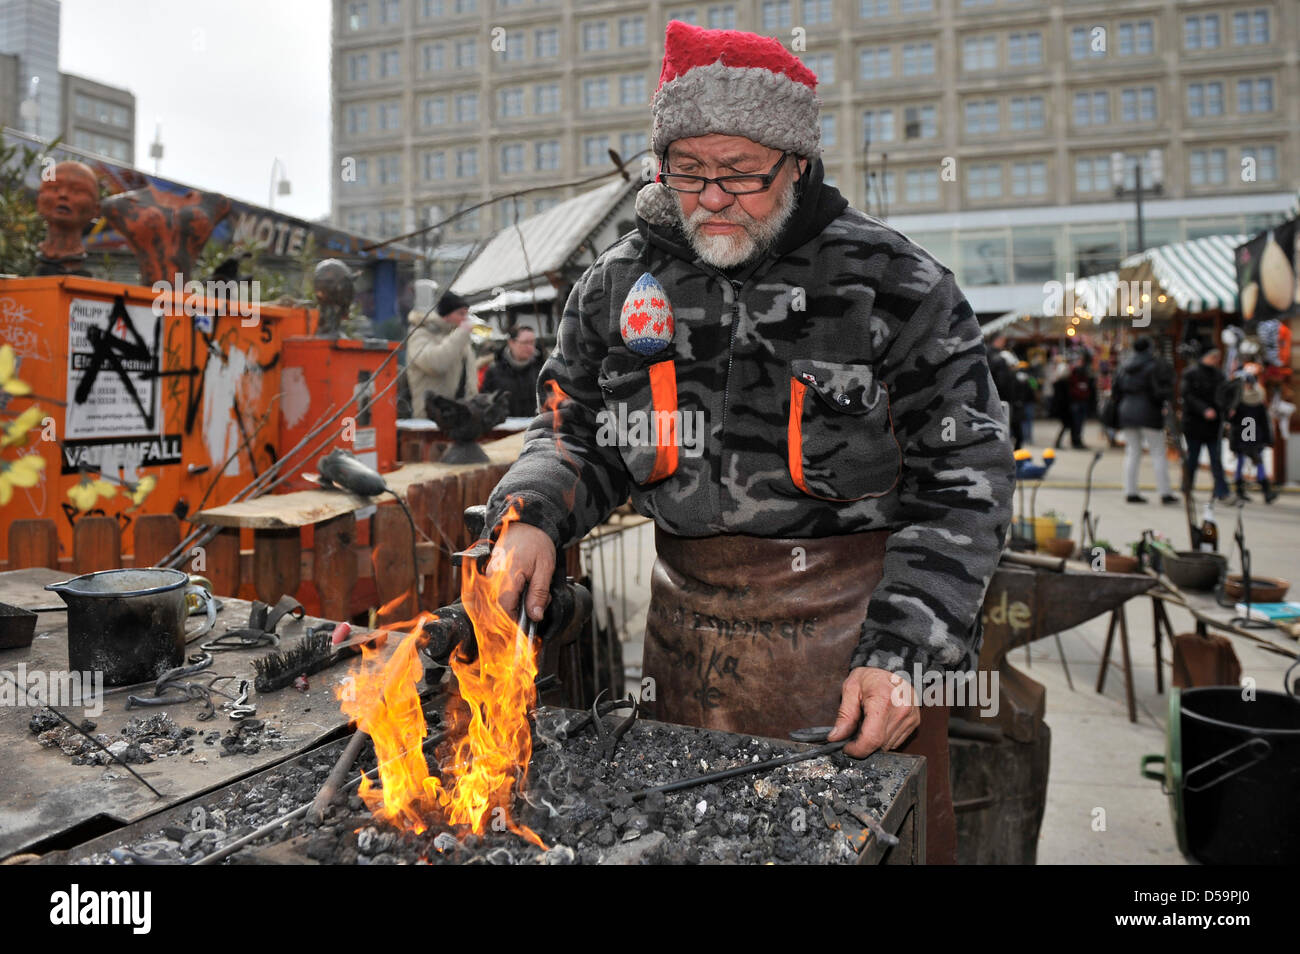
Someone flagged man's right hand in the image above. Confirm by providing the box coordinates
[486,521,555,622]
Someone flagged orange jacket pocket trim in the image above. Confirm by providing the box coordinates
[648,359,679,483]
[788,377,809,494]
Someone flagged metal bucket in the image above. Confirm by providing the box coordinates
[1143,686,1300,864]
[44,568,215,686]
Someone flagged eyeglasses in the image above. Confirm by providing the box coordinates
[656,152,790,195]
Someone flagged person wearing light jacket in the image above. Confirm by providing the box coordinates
[405,291,478,418]
[480,21,1014,864]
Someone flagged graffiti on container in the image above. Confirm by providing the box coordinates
[0,296,54,364]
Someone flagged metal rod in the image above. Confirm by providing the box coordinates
[632,740,849,800]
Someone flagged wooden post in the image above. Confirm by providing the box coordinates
[73,517,122,574]
[8,519,59,570]
[133,514,181,569]
[314,512,358,623]
[436,475,463,606]
[252,528,302,605]
[205,527,242,597]
[407,481,437,611]
[372,501,418,625]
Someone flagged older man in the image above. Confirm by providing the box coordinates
[483,20,1014,863]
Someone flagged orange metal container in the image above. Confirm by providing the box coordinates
[275,336,398,492]
[0,276,314,565]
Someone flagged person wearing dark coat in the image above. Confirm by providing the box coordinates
[481,324,545,418]
[1057,353,1095,449]
[1225,368,1277,503]
[1179,348,1231,500]
[1113,337,1176,504]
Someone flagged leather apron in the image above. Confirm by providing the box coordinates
[641,526,956,864]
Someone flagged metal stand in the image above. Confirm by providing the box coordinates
[1228,509,1273,629]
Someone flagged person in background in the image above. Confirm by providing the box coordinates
[482,323,546,418]
[1180,346,1231,501]
[1015,360,1038,447]
[1049,354,1072,449]
[985,334,1018,445]
[1224,364,1278,504]
[1064,352,1096,449]
[405,291,479,417]
[1113,336,1177,505]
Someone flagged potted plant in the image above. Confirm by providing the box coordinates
[1091,539,1139,573]
[1042,509,1073,539]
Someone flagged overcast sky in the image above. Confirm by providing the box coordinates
[60,0,331,221]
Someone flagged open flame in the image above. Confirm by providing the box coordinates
[339,505,544,848]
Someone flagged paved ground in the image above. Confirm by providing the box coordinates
[582,420,1299,864]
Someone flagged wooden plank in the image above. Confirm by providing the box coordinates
[195,432,525,529]
[205,526,242,597]
[72,517,121,574]
[133,514,181,568]
[252,528,302,605]
[372,502,417,625]
[314,513,358,623]
[8,519,58,570]
[436,476,463,607]
[407,481,437,611]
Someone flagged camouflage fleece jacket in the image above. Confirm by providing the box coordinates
[484,158,1015,678]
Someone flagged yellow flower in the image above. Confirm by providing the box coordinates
[1,404,43,448]
[0,454,44,505]
[67,475,117,512]
[128,474,157,509]
[0,345,32,396]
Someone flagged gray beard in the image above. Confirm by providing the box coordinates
[675,176,799,269]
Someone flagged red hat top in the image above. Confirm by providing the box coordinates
[656,19,818,93]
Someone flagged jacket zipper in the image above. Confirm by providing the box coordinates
[720,279,742,439]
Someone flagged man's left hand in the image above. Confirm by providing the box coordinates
[826,667,920,759]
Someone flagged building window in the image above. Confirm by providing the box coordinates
[1188,149,1227,186]
[1011,160,1047,197]
[346,104,369,135]
[669,8,698,26]
[902,43,934,76]
[620,74,646,106]
[904,168,938,203]
[498,88,524,118]
[620,131,647,157]
[534,84,560,114]
[1187,81,1223,118]
[380,50,400,77]
[1073,156,1108,193]
[863,108,894,143]
[1119,86,1156,122]
[1010,95,1044,131]
[348,53,370,82]
[900,0,931,13]
[346,210,369,233]
[534,197,560,214]
[456,40,476,69]
[903,105,934,139]
[707,5,735,29]
[379,101,400,131]
[803,0,832,25]
[1184,14,1220,50]
[453,208,479,234]
[535,28,558,58]
[421,96,447,127]
[420,0,443,18]
[422,43,445,73]
[1007,31,1042,67]
[583,134,610,166]
[1073,91,1108,126]
[422,151,446,180]
[1237,78,1273,113]
[582,78,609,111]
[1070,25,1106,60]
[762,0,792,30]
[1233,9,1269,45]
[347,1,369,30]
[962,36,996,71]
[456,148,478,178]
[964,99,998,135]
[967,163,1002,200]
[860,0,888,17]
[619,16,645,46]
[582,21,609,51]
[502,30,525,61]
[500,144,525,175]
[455,92,478,122]
[378,155,401,185]
[859,47,892,80]
[1241,145,1277,183]
[350,158,370,186]
[380,0,400,24]
[1117,20,1154,57]
[536,140,560,171]
[820,115,836,148]
[453,0,476,12]
[802,52,834,84]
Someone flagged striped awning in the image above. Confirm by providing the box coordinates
[1120,233,1247,314]
[981,310,1022,337]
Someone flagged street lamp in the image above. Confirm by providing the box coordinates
[149,120,164,175]
[269,157,292,209]
[1111,148,1164,254]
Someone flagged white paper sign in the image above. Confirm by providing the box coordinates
[65,297,162,440]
